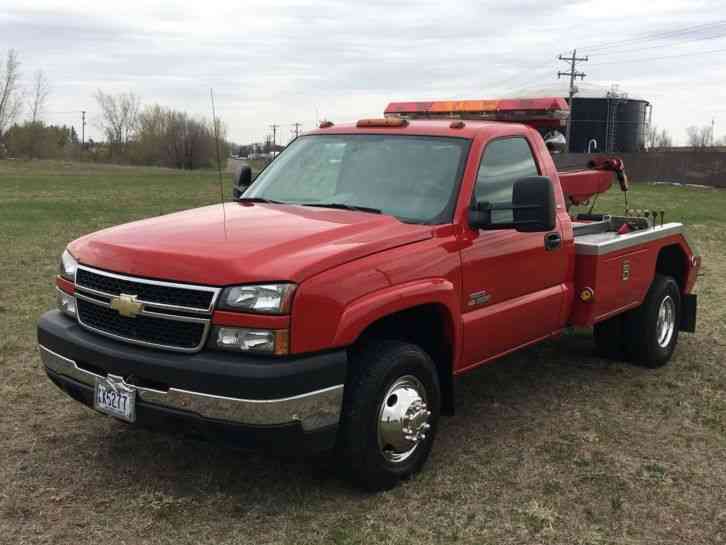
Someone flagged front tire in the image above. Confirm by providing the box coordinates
[338,340,440,491]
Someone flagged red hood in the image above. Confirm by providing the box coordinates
[69,203,432,285]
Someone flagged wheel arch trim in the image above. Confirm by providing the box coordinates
[333,278,461,350]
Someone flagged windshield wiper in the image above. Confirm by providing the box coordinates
[301,202,381,214]
[236,197,285,204]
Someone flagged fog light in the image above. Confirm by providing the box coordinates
[212,327,289,355]
[57,289,76,318]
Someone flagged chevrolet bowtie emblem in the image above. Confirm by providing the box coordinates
[110,294,144,318]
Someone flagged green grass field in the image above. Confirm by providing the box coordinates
[1,159,725,544]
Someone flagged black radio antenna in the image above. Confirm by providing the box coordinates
[210,88,224,205]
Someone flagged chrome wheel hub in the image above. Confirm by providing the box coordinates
[377,375,431,463]
[656,295,676,348]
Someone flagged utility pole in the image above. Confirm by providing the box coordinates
[558,49,588,149]
[80,110,87,162]
[712,118,716,147]
[269,124,280,149]
[291,122,302,139]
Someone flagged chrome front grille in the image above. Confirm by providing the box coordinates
[76,267,216,312]
[74,266,220,352]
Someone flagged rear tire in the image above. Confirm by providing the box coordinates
[624,274,681,368]
[338,340,440,491]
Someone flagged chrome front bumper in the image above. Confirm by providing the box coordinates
[39,345,343,431]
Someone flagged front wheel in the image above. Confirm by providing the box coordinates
[338,340,440,491]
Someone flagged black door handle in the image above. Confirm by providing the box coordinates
[545,232,561,251]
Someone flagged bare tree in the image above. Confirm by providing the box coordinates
[646,125,672,149]
[0,49,22,139]
[645,125,656,149]
[25,70,51,159]
[135,104,222,169]
[94,90,140,158]
[645,125,657,149]
[686,125,714,149]
[656,129,673,148]
[29,70,50,123]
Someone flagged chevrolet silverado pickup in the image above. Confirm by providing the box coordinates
[38,97,700,490]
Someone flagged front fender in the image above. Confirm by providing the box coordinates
[333,278,461,355]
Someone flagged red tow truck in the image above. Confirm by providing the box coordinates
[38,98,700,490]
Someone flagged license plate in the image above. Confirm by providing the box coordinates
[94,375,136,422]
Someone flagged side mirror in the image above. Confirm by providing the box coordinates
[511,176,556,232]
[232,165,252,200]
[468,176,556,233]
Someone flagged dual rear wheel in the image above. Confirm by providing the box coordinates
[594,274,681,368]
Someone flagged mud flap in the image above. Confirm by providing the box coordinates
[680,293,697,333]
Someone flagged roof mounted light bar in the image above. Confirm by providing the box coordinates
[356,117,409,128]
[384,97,569,128]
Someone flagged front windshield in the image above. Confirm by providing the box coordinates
[246,134,470,224]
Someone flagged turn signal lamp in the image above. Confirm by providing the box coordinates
[211,327,289,355]
[57,289,77,318]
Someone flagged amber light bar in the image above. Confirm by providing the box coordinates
[384,97,569,126]
[356,117,409,128]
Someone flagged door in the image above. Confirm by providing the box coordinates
[459,136,568,371]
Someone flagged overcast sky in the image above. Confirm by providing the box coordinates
[3,0,726,145]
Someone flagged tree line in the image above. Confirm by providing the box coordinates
[645,123,726,150]
[0,49,228,169]
[684,124,725,149]
[0,49,64,159]
[94,91,229,169]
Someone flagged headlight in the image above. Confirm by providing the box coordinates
[211,327,289,355]
[218,283,296,314]
[60,249,78,282]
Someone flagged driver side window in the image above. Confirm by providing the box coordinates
[260,141,344,202]
[475,137,539,223]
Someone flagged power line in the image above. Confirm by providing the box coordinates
[587,32,726,57]
[588,21,726,51]
[588,46,726,66]
[579,20,726,53]
[558,49,588,145]
[481,20,726,96]
[479,20,633,94]
[487,65,555,93]
[43,110,96,117]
